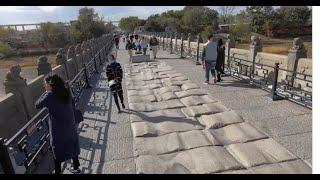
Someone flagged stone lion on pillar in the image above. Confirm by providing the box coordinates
[5,65,25,83]
[291,38,305,51]
[56,48,66,65]
[67,46,75,60]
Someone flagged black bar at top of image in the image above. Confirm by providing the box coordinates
[1,0,319,6]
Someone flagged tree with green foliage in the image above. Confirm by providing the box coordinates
[0,41,15,57]
[119,16,144,33]
[69,7,107,43]
[181,6,219,35]
[246,6,274,35]
[143,6,219,36]
[272,6,311,36]
[40,22,67,48]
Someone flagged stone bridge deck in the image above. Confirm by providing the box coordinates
[43,42,311,174]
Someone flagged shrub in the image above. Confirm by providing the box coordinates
[0,41,16,57]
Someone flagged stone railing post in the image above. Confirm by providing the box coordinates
[3,65,33,119]
[165,33,169,49]
[37,56,52,75]
[67,45,77,73]
[225,34,235,72]
[75,43,83,71]
[56,48,70,80]
[187,33,191,56]
[286,37,307,86]
[162,32,165,50]
[180,33,184,58]
[170,32,173,54]
[175,32,178,52]
[196,33,201,65]
[249,35,262,76]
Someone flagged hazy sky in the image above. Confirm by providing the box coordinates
[0,6,247,25]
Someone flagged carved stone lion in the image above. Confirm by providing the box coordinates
[5,65,24,82]
[56,48,66,65]
[37,56,51,75]
[291,38,304,50]
[250,35,262,51]
[75,44,82,55]
[67,46,75,59]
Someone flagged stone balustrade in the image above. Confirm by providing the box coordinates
[142,32,312,95]
[0,33,114,139]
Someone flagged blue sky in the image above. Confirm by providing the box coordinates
[0,6,247,25]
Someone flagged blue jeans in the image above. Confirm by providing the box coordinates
[205,60,217,81]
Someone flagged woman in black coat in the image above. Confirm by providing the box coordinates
[35,74,81,174]
[106,54,125,113]
[215,39,225,82]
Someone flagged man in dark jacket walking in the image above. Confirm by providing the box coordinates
[106,54,125,113]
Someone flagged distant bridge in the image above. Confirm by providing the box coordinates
[0,21,120,31]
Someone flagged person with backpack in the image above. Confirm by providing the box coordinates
[149,36,159,59]
[106,54,125,113]
[35,74,81,174]
[201,34,218,84]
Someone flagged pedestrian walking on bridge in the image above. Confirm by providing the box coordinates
[149,36,159,59]
[215,38,225,82]
[140,37,148,55]
[126,38,134,62]
[35,74,81,174]
[201,34,218,84]
[106,54,126,113]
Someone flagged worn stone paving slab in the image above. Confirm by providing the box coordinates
[131,120,203,137]
[135,146,244,174]
[182,102,229,117]
[129,109,186,123]
[168,73,185,78]
[128,89,154,97]
[209,122,268,145]
[155,91,178,101]
[128,94,157,103]
[250,160,311,174]
[180,95,217,107]
[154,86,181,95]
[174,89,207,98]
[199,110,244,129]
[133,129,221,156]
[162,79,193,86]
[181,83,200,91]
[127,83,162,90]
[133,132,181,156]
[129,99,185,112]
[226,138,297,168]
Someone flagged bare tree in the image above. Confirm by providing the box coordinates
[219,6,236,24]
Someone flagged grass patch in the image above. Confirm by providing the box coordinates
[0,54,57,69]
[236,42,312,58]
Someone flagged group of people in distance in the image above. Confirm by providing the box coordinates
[125,34,159,61]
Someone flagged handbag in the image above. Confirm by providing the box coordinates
[74,109,83,124]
